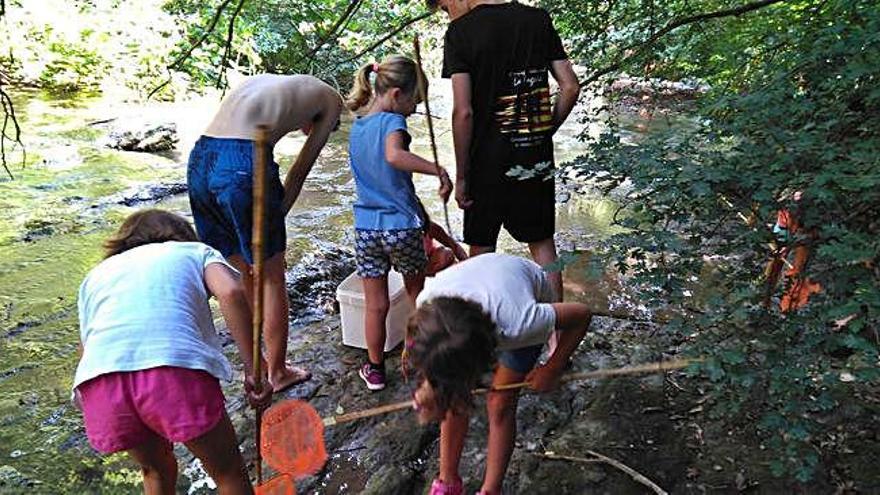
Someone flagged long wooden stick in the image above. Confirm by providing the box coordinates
[412,35,453,236]
[473,358,695,393]
[252,124,269,485]
[323,358,696,427]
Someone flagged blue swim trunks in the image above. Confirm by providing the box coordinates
[497,345,544,374]
[187,136,287,265]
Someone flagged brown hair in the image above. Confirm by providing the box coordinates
[406,297,497,414]
[103,209,198,258]
[346,55,427,111]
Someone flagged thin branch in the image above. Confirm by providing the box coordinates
[0,82,24,179]
[295,0,363,66]
[338,11,433,67]
[537,450,669,495]
[580,0,790,87]
[168,0,235,71]
[148,0,235,100]
[215,0,247,90]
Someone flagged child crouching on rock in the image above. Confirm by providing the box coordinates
[73,209,271,495]
[407,253,592,495]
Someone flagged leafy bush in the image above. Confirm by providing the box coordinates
[561,0,879,481]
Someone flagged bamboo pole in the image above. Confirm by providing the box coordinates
[412,35,454,236]
[252,124,269,484]
[323,358,696,427]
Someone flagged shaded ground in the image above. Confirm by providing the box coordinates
[190,248,877,495]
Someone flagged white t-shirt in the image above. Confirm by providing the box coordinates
[417,253,557,350]
[73,242,236,389]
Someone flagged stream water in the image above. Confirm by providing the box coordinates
[0,85,684,493]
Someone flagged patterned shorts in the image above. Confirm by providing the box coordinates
[355,228,427,278]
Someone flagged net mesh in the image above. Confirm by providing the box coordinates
[261,400,328,478]
[255,473,295,495]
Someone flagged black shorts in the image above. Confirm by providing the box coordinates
[464,177,555,247]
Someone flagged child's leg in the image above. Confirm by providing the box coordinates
[228,253,309,391]
[125,435,178,495]
[362,276,390,365]
[403,272,425,307]
[263,252,310,389]
[528,238,563,356]
[184,411,253,495]
[481,364,529,494]
[439,409,470,484]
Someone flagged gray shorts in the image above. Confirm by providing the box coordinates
[355,228,427,278]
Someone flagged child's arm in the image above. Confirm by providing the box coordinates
[204,263,272,409]
[526,302,591,392]
[549,59,580,131]
[427,221,468,261]
[450,73,474,209]
[385,131,453,201]
[282,93,343,214]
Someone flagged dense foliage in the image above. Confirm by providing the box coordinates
[162,0,435,93]
[554,0,879,481]
[0,0,183,96]
[0,0,437,98]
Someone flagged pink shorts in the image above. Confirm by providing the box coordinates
[77,366,226,454]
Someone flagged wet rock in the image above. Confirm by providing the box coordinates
[114,182,188,207]
[362,464,418,495]
[57,430,90,452]
[0,464,39,489]
[21,218,56,241]
[2,308,75,338]
[41,405,66,427]
[0,365,37,384]
[101,120,179,152]
[285,242,356,324]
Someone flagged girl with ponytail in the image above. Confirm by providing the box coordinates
[345,55,452,391]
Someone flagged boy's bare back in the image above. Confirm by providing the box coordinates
[204,74,341,145]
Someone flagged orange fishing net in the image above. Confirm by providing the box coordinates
[255,473,295,495]
[260,400,328,478]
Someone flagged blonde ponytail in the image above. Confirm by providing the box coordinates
[346,63,374,111]
[346,56,426,112]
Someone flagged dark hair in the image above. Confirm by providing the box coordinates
[103,209,198,258]
[406,297,497,414]
[425,0,440,9]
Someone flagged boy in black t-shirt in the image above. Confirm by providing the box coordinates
[426,2,580,493]
[432,0,579,295]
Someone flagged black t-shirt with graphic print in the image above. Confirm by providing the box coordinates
[442,2,567,186]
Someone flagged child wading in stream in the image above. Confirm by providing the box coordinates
[73,210,271,495]
[406,253,592,495]
[346,55,453,391]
